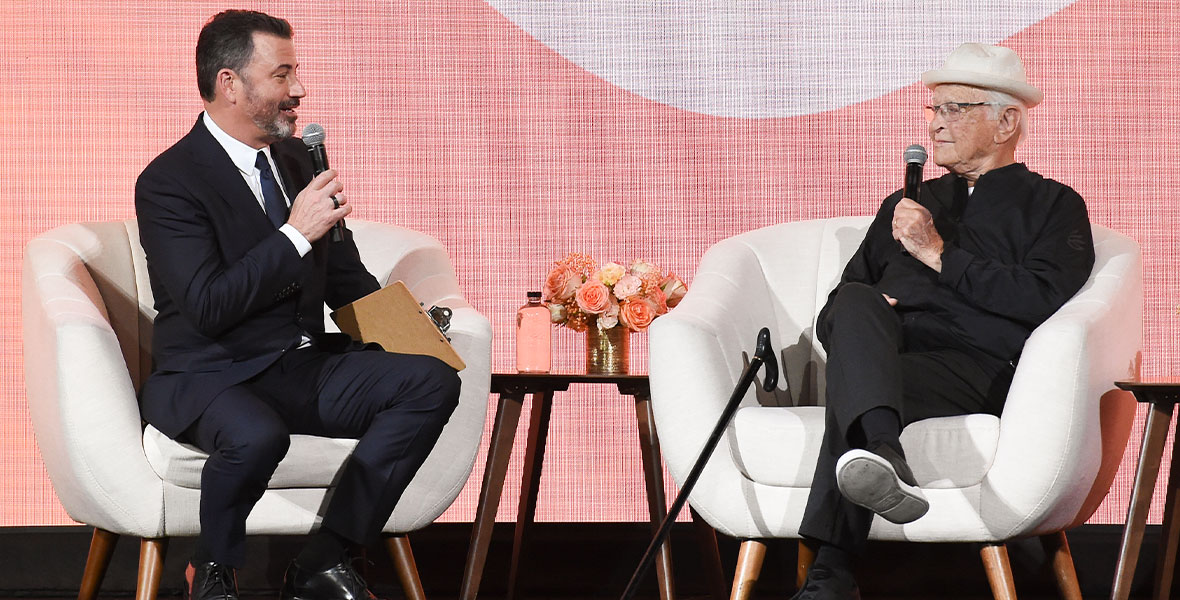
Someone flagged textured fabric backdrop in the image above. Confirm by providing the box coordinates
[1,0,1176,526]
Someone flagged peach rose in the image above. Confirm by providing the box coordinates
[620,298,657,331]
[544,266,580,302]
[613,274,642,300]
[648,284,669,315]
[660,274,687,308]
[597,262,626,286]
[575,279,611,315]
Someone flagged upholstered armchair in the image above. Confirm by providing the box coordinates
[648,217,1141,599]
[22,219,492,600]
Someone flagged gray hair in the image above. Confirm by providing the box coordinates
[986,89,1029,144]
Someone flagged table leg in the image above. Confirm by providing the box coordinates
[506,391,554,600]
[635,392,676,600]
[460,392,526,600]
[1153,414,1180,600]
[1112,402,1174,600]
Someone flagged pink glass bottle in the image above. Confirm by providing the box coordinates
[516,291,552,373]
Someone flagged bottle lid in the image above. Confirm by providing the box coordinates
[527,291,542,300]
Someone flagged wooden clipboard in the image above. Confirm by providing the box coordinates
[331,280,466,371]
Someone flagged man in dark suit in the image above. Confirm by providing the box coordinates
[135,11,461,600]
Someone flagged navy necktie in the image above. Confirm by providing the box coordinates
[255,150,288,228]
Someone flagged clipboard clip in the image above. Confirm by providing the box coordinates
[422,303,453,336]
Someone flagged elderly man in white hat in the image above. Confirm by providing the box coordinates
[790,43,1095,599]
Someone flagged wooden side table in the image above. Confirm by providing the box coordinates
[457,373,725,600]
[1111,380,1180,600]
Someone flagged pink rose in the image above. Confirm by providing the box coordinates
[548,302,567,323]
[660,274,687,308]
[629,259,658,276]
[575,279,611,315]
[544,266,580,302]
[613,274,642,300]
[620,298,657,331]
[598,299,620,329]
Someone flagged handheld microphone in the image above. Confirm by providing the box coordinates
[903,144,927,202]
[301,123,343,243]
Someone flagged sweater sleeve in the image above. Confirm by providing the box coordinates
[937,188,1095,327]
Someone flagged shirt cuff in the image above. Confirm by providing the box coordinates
[279,224,312,257]
[938,244,972,287]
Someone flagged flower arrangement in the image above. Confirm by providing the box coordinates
[543,253,687,332]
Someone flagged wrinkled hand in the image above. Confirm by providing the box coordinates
[892,197,943,272]
[288,169,351,242]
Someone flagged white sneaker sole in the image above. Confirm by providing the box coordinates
[835,449,929,524]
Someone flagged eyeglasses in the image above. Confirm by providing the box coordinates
[923,102,996,123]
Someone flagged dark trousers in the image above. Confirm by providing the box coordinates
[182,346,461,567]
[798,283,1013,553]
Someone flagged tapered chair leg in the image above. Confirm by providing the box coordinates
[796,539,816,591]
[1040,531,1082,600]
[385,534,426,600]
[980,542,1017,600]
[79,528,119,600]
[731,540,766,600]
[135,538,168,600]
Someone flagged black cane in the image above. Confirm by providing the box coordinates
[620,327,779,600]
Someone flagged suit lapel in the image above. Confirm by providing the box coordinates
[182,117,276,234]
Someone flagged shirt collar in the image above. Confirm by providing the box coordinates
[202,112,273,175]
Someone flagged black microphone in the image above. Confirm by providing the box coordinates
[903,144,927,202]
[301,123,343,243]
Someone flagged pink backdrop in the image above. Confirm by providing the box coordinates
[2,1,1177,526]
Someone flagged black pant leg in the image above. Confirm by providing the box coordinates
[256,349,461,545]
[182,386,292,567]
[800,283,903,551]
[799,283,1012,552]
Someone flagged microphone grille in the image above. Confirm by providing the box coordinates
[904,144,928,165]
[301,123,325,147]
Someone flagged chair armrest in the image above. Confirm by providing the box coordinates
[983,228,1141,535]
[22,235,165,536]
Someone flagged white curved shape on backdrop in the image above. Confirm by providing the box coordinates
[484,1,1077,118]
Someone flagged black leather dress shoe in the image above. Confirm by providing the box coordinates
[835,441,929,524]
[280,558,380,600]
[184,561,238,600]
[790,564,861,600]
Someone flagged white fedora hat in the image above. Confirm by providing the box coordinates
[921,43,1042,107]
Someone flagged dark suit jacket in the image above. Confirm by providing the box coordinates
[135,116,380,438]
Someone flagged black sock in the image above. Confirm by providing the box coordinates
[814,543,854,575]
[296,528,349,571]
[857,407,904,458]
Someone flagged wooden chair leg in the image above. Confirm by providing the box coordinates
[980,542,1017,600]
[135,538,168,600]
[731,540,766,600]
[385,534,426,600]
[796,539,816,591]
[79,528,119,600]
[1040,531,1082,600]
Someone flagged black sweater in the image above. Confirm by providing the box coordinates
[817,163,1096,363]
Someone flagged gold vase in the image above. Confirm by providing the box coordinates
[586,326,630,375]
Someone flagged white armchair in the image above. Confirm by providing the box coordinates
[648,217,1141,599]
[22,219,492,600]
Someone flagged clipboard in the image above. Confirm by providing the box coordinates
[331,280,466,371]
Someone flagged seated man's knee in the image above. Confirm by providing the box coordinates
[224,420,290,473]
[833,282,882,310]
